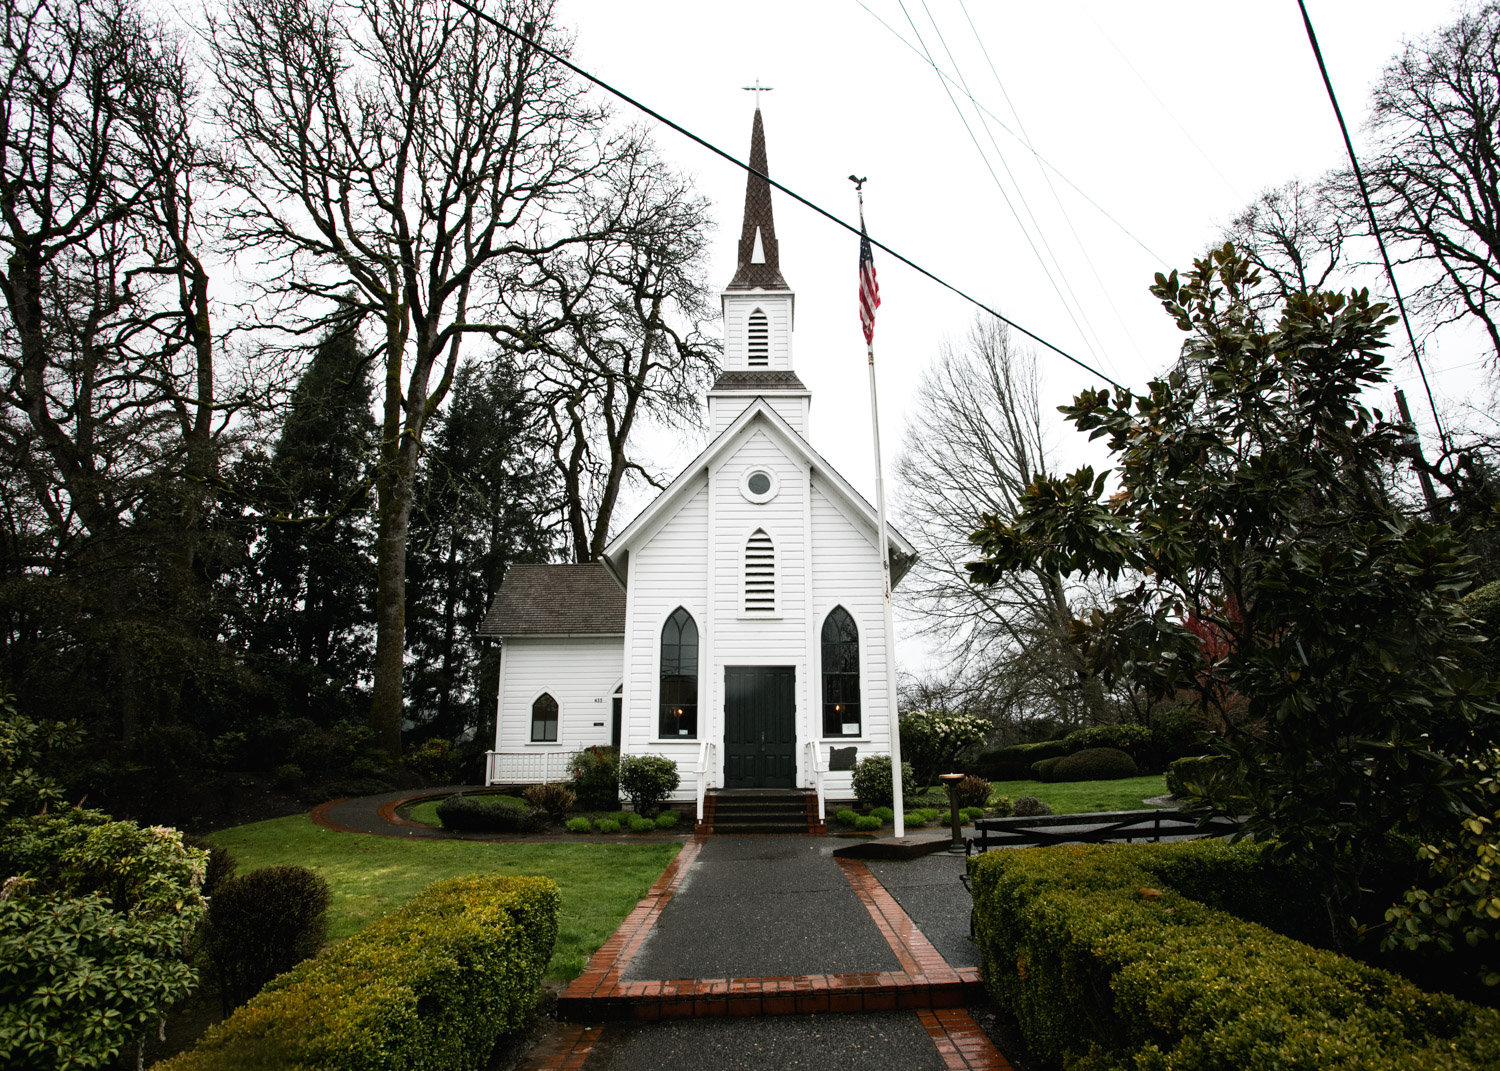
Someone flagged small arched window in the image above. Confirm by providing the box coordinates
[531,692,559,743]
[822,607,860,736]
[659,608,698,738]
[745,529,775,613]
[747,308,769,366]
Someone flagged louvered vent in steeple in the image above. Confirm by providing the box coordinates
[745,529,775,613]
[747,309,769,366]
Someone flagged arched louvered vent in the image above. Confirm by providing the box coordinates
[745,529,775,613]
[747,309,769,366]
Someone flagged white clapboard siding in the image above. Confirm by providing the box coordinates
[809,474,894,774]
[624,481,710,779]
[493,636,624,762]
[708,391,809,437]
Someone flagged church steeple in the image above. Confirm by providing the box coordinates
[727,108,789,291]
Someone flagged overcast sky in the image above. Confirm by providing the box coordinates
[560,0,1479,673]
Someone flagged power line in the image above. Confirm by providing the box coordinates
[1294,0,1447,447]
[447,0,1126,393]
[899,0,1111,370]
[854,0,1167,267]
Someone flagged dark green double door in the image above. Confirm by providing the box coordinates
[723,666,796,789]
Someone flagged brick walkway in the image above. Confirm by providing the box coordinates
[535,834,1011,1071]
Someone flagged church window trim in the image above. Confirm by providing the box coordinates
[747,308,769,366]
[744,529,777,615]
[740,466,779,504]
[530,691,560,743]
[821,606,862,738]
[658,607,699,740]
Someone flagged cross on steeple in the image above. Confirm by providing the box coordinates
[742,80,774,108]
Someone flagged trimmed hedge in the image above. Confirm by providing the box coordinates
[1051,746,1138,782]
[968,841,1500,1070]
[970,714,1203,780]
[158,874,559,1071]
[1030,756,1065,781]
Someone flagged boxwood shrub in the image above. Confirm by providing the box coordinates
[594,818,621,834]
[627,815,655,833]
[853,815,882,832]
[158,875,559,1071]
[834,808,860,826]
[968,841,1500,1070]
[564,817,592,833]
[1030,755,1064,782]
[653,811,680,830]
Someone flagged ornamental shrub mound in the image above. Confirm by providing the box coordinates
[158,874,560,1071]
[1011,796,1052,817]
[522,782,576,821]
[954,774,991,808]
[899,709,990,786]
[1030,756,1064,782]
[568,746,620,811]
[205,865,331,1013]
[851,755,916,808]
[1051,746,1138,782]
[0,808,207,1070]
[617,755,679,817]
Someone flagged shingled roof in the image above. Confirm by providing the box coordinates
[726,108,790,292]
[479,563,625,637]
[710,369,807,391]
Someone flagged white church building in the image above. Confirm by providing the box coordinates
[481,108,914,822]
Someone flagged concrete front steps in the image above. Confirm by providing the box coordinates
[695,789,824,835]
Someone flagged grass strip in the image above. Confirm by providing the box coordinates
[208,815,678,985]
[988,774,1167,814]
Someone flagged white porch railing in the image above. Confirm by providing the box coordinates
[695,741,717,823]
[485,750,572,785]
[804,741,827,823]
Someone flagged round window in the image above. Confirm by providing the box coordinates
[740,468,779,503]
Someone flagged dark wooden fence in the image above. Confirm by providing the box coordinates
[966,808,1243,854]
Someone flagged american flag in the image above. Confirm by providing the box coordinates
[859,224,880,344]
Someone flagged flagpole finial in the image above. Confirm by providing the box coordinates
[849,175,867,219]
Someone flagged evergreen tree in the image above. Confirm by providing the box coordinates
[406,358,558,742]
[236,324,377,725]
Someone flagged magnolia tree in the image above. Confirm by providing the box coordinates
[898,709,990,787]
[968,246,1500,951]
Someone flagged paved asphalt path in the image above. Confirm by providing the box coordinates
[622,837,902,980]
[581,1011,949,1071]
[866,851,979,970]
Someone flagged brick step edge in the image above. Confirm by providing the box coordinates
[558,975,985,1021]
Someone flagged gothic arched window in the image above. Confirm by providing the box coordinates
[821,607,860,736]
[660,608,698,738]
[531,692,559,742]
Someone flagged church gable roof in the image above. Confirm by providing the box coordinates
[479,563,625,637]
[601,398,915,585]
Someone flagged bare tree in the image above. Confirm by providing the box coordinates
[1223,179,1353,308]
[0,0,228,740]
[211,0,621,755]
[506,136,718,561]
[895,316,1127,729]
[1352,2,1500,369]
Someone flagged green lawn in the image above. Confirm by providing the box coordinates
[208,815,679,984]
[990,774,1168,814]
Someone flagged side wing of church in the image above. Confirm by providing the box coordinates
[480,107,915,818]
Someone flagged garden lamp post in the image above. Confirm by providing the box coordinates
[940,773,966,855]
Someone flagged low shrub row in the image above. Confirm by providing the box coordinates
[435,794,546,834]
[563,811,681,833]
[159,874,560,1071]
[968,840,1500,1069]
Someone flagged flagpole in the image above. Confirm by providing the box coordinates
[854,180,905,839]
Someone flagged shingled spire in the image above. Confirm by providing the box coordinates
[727,108,789,291]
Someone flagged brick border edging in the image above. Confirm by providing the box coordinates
[517,1023,605,1071]
[919,1008,1016,1070]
